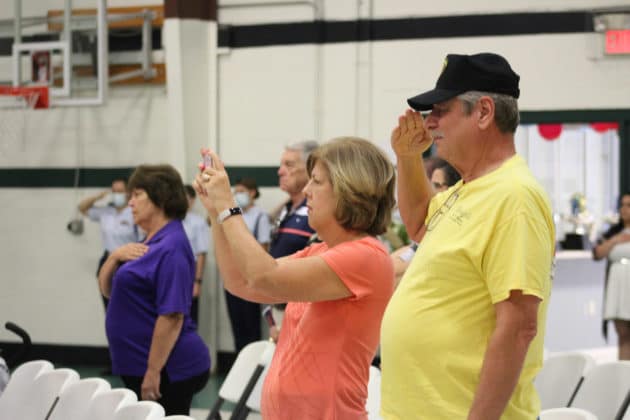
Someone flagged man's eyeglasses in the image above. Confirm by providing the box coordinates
[426,187,460,232]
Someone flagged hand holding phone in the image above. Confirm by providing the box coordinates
[203,153,213,170]
[262,305,276,327]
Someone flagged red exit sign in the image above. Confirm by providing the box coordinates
[606,30,630,54]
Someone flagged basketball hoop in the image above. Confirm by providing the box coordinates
[0,86,49,153]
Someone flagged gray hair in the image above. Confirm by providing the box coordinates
[458,91,520,134]
[285,140,319,164]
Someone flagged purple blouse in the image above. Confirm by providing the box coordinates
[106,220,210,381]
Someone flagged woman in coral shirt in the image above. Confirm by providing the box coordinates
[195,137,395,419]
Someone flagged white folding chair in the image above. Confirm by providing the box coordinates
[366,365,382,420]
[0,359,54,420]
[83,388,137,420]
[570,361,630,420]
[113,400,165,420]
[208,340,273,420]
[535,352,595,409]
[540,407,598,420]
[21,367,80,420]
[244,341,276,413]
[47,377,111,420]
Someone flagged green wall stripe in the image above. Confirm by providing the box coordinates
[2,109,629,189]
[0,167,280,188]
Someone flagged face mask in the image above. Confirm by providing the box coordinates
[234,192,251,208]
[111,192,127,208]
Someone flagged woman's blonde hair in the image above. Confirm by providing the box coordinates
[307,137,396,236]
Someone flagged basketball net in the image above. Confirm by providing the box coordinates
[0,86,48,154]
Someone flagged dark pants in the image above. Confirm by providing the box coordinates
[121,369,209,415]
[96,250,110,310]
[191,296,199,327]
[224,289,261,352]
[96,250,112,373]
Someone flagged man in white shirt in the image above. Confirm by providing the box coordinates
[79,177,140,308]
[183,185,210,325]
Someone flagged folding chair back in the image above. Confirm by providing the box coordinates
[244,341,276,413]
[570,361,630,420]
[535,352,595,409]
[540,407,598,420]
[207,340,271,420]
[0,360,54,419]
[113,400,165,420]
[48,377,110,420]
[83,388,137,420]
[21,367,80,420]
[366,365,382,420]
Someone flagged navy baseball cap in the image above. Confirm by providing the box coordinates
[407,53,520,111]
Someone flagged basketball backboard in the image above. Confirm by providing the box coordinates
[0,0,162,107]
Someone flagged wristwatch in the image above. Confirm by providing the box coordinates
[217,207,243,224]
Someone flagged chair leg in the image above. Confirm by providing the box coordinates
[207,397,224,420]
[614,388,630,420]
[235,407,251,420]
[566,377,584,407]
[229,365,265,420]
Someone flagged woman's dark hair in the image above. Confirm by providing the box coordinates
[434,159,461,187]
[618,192,630,210]
[235,177,260,199]
[128,164,188,220]
[603,192,630,236]
[184,184,196,199]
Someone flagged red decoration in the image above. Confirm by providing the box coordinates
[590,122,619,133]
[538,124,563,141]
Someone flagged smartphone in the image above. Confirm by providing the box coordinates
[262,305,276,328]
[202,153,213,170]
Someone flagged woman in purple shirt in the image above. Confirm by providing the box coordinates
[98,164,210,415]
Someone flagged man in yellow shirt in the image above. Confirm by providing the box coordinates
[380,53,555,420]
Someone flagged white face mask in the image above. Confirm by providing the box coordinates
[111,192,127,208]
[234,192,251,208]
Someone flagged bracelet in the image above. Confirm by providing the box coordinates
[217,207,243,224]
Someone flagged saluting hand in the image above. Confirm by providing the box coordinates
[391,109,433,158]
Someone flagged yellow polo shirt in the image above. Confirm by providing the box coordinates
[380,155,554,420]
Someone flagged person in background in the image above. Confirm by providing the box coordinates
[183,185,210,326]
[223,177,272,351]
[269,140,319,257]
[380,53,555,420]
[194,137,395,419]
[593,192,630,359]
[266,140,318,340]
[78,177,140,309]
[98,165,210,416]
[390,158,460,285]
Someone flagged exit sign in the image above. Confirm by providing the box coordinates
[606,30,630,54]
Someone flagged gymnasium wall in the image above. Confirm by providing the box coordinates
[0,0,629,355]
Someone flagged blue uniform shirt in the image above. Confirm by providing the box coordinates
[269,199,315,258]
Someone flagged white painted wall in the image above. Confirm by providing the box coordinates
[1,0,629,352]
